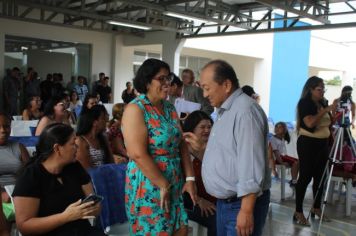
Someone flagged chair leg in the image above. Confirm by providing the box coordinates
[280,166,286,201]
[346,179,352,217]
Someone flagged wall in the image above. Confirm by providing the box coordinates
[269,17,311,122]
[27,50,73,82]
[4,55,22,69]
[0,18,114,100]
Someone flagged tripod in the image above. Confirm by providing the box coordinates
[311,122,356,235]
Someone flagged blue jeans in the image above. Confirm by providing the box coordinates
[216,190,270,236]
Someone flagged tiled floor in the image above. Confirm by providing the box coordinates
[108,175,356,236]
[264,176,356,236]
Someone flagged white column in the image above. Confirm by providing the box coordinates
[0,33,5,112]
[162,38,185,75]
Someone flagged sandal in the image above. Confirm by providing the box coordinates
[293,212,310,226]
[310,208,331,222]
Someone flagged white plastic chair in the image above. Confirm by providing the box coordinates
[188,220,208,236]
[327,176,352,216]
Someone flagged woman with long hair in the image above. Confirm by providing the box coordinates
[80,94,98,115]
[12,123,104,235]
[35,96,69,136]
[294,76,336,225]
[22,96,43,120]
[76,105,114,169]
[107,103,128,164]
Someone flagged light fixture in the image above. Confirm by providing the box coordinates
[164,11,207,22]
[106,20,151,30]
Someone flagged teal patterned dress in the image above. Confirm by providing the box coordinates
[125,95,188,235]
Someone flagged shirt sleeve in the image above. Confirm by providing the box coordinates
[12,164,41,198]
[298,98,317,120]
[235,105,267,197]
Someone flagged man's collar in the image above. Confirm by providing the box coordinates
[217,89,242,113]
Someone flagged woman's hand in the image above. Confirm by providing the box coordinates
[198,198,216,217]
[182,181,198,206]
[183,132,205,153]
[62,199,99,221]
[159,185,171,213]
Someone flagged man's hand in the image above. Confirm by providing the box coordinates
[236,209,254,236]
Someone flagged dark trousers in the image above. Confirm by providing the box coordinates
[296,135,329,212]
[187,205,217,236]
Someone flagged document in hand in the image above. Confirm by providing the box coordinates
[174,98,201,117]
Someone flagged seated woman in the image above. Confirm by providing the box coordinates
[107,103,128,164]
[269,121,299,187]
[0,113,29,229]
[13,123,104,236]
[22,96,43,121]
[76,105,114,169]
[69,91,83,119]
[35,96,70,136]
[183,111,217,236]
[80,94,98,115]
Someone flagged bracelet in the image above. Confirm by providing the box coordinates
[186,176,195,182]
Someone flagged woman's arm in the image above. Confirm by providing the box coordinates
[351,102,355,128]
[14,196,97,235]
[19,143,30,163]
[122,104,169,189]
[0,201,9,236]
[35,117,50,136]
[22,109,30,121]
[75,137,92,169]
[303,102,336,129]
[112,135,128,158]
[14,197,68,235]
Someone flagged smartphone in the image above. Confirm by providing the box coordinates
[82,194,104,204]
[183,192,194,211]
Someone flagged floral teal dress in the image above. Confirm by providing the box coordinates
[125,95,188,235]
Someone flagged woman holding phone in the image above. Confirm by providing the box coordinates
[13,123,104,236]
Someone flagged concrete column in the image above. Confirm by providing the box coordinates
[162,38,185,75]
[0,33,5,112]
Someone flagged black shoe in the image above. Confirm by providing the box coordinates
[289,180,297,188]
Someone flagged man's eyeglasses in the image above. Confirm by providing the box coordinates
[152,74,174,83]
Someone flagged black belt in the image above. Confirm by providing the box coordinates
[222,195,240,203]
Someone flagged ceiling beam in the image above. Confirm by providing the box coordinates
[256,0,330,24]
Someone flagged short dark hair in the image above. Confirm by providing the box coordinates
[202,60,239,89]
[133,58,170,94]
[182,68,194,77]
[183,110,213,133]
[170,73,183,88]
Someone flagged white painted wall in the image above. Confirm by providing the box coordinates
[0,18,113,87]
[27,50,73,82]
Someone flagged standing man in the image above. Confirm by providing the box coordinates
[197,60,270,236]
[96,76,112,103]
[181,69,213,115]
[73,76,89,103]
[3,67,21,115]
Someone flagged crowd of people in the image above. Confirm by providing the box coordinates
[1,58,356,236]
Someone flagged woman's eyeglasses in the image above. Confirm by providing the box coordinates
[153,74,174,84]
[315,87,326,93]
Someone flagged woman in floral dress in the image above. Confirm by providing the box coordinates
[122,58,197,235]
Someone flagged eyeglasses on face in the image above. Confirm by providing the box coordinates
[152,74,174,83]
[315,87,326,93]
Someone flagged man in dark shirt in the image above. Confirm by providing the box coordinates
[3,67,21,115]
[96,77,112,103]
[121,81,136,104]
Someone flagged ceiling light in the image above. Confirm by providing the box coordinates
[106,20,151,30]
[164,11,207,22]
